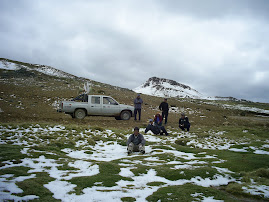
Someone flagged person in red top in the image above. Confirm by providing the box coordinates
[154,113,163,126]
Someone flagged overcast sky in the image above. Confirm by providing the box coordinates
[1,0,269,102]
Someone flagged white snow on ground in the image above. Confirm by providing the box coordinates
[0,174,38,201]
[243,185,269,198]
[0,61,19,70]
[133,81,203,99]
[191,192,224,202]
[0,60,75,78]
[205,101,269,115]
[0,125,269,201]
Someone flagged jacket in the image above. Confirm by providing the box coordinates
[179,117,190,127]
[127,133,146,145]
[159,102,169,112]
[145,124,160,135]
[154,114,163,126]
[134,98,143,109]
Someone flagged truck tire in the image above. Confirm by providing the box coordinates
[120,111,131,120]
[75,109,86,119]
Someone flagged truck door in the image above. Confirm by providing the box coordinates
[102,96,120,115]
[88,96,102,115]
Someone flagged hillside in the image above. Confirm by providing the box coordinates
[0,58,269,201]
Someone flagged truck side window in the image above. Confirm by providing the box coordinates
[103,97,109,104]
[91,96,100,104]
[103,97,118,105]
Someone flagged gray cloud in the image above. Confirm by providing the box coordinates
[1,0,269,102]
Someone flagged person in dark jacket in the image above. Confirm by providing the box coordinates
[179,113,190,131]
[145,119,169,136]
[154,113,163,126]
[127,127,146,154]
[159,98,169,124]
[134,94,143,121]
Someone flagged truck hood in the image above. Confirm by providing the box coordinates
[119,104,134,110]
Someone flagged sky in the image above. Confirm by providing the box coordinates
[0,0,269,102]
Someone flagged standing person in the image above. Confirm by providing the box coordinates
[134,94,143,121]
[145,119,169,136]
[179,113,190,131]
[159,98,169,124]
[127,127,146,154]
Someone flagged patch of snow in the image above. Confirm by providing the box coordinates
[0,174,38,201]
[133,77,203,99]
[228,148,248,152]
[191,193,224,202]
[119,168,135,178]
[253,150,269,155]
[0,61,20,70]
[242,185,269,198]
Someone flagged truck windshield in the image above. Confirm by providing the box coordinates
[103,97,118,105]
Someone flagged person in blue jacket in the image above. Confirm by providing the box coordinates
[134,94,143,121]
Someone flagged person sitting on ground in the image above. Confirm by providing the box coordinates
[154,113,163,126]
[127,127,146,154]
[179,113,190,131]
[145,119,169,136]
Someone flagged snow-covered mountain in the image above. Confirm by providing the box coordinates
[0,59,76,79]
[133,77,204,99]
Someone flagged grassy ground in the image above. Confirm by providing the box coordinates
[1,58,269,201]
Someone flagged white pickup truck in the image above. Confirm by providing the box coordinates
[57,94,134,120]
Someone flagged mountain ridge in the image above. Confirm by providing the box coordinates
[0,58,251,102]
[133,76,204,99]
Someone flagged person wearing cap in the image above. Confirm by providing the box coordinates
[127,127,146,154]
[159,98,169,124]
[145,119,169,136]
[134,94,143,121]
[179,113,190,131]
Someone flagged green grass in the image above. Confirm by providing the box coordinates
[155,166,220,181]
[0,166,31,177]
[207,149,269,172]
[16,172,60,202]
[121,197,136,202]
[69,162,133,194]
[0,144,26,162]
[146,183,237,201]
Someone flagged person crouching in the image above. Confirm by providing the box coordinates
[127,127,146,154]
[179,113,190,131]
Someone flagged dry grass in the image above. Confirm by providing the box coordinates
[1,59,269,131]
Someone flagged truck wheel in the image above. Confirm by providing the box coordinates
[75,109,86,119]
[120,111,131,120]
[115,116,121,120]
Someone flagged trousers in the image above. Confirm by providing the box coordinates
[128,142,145,152]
